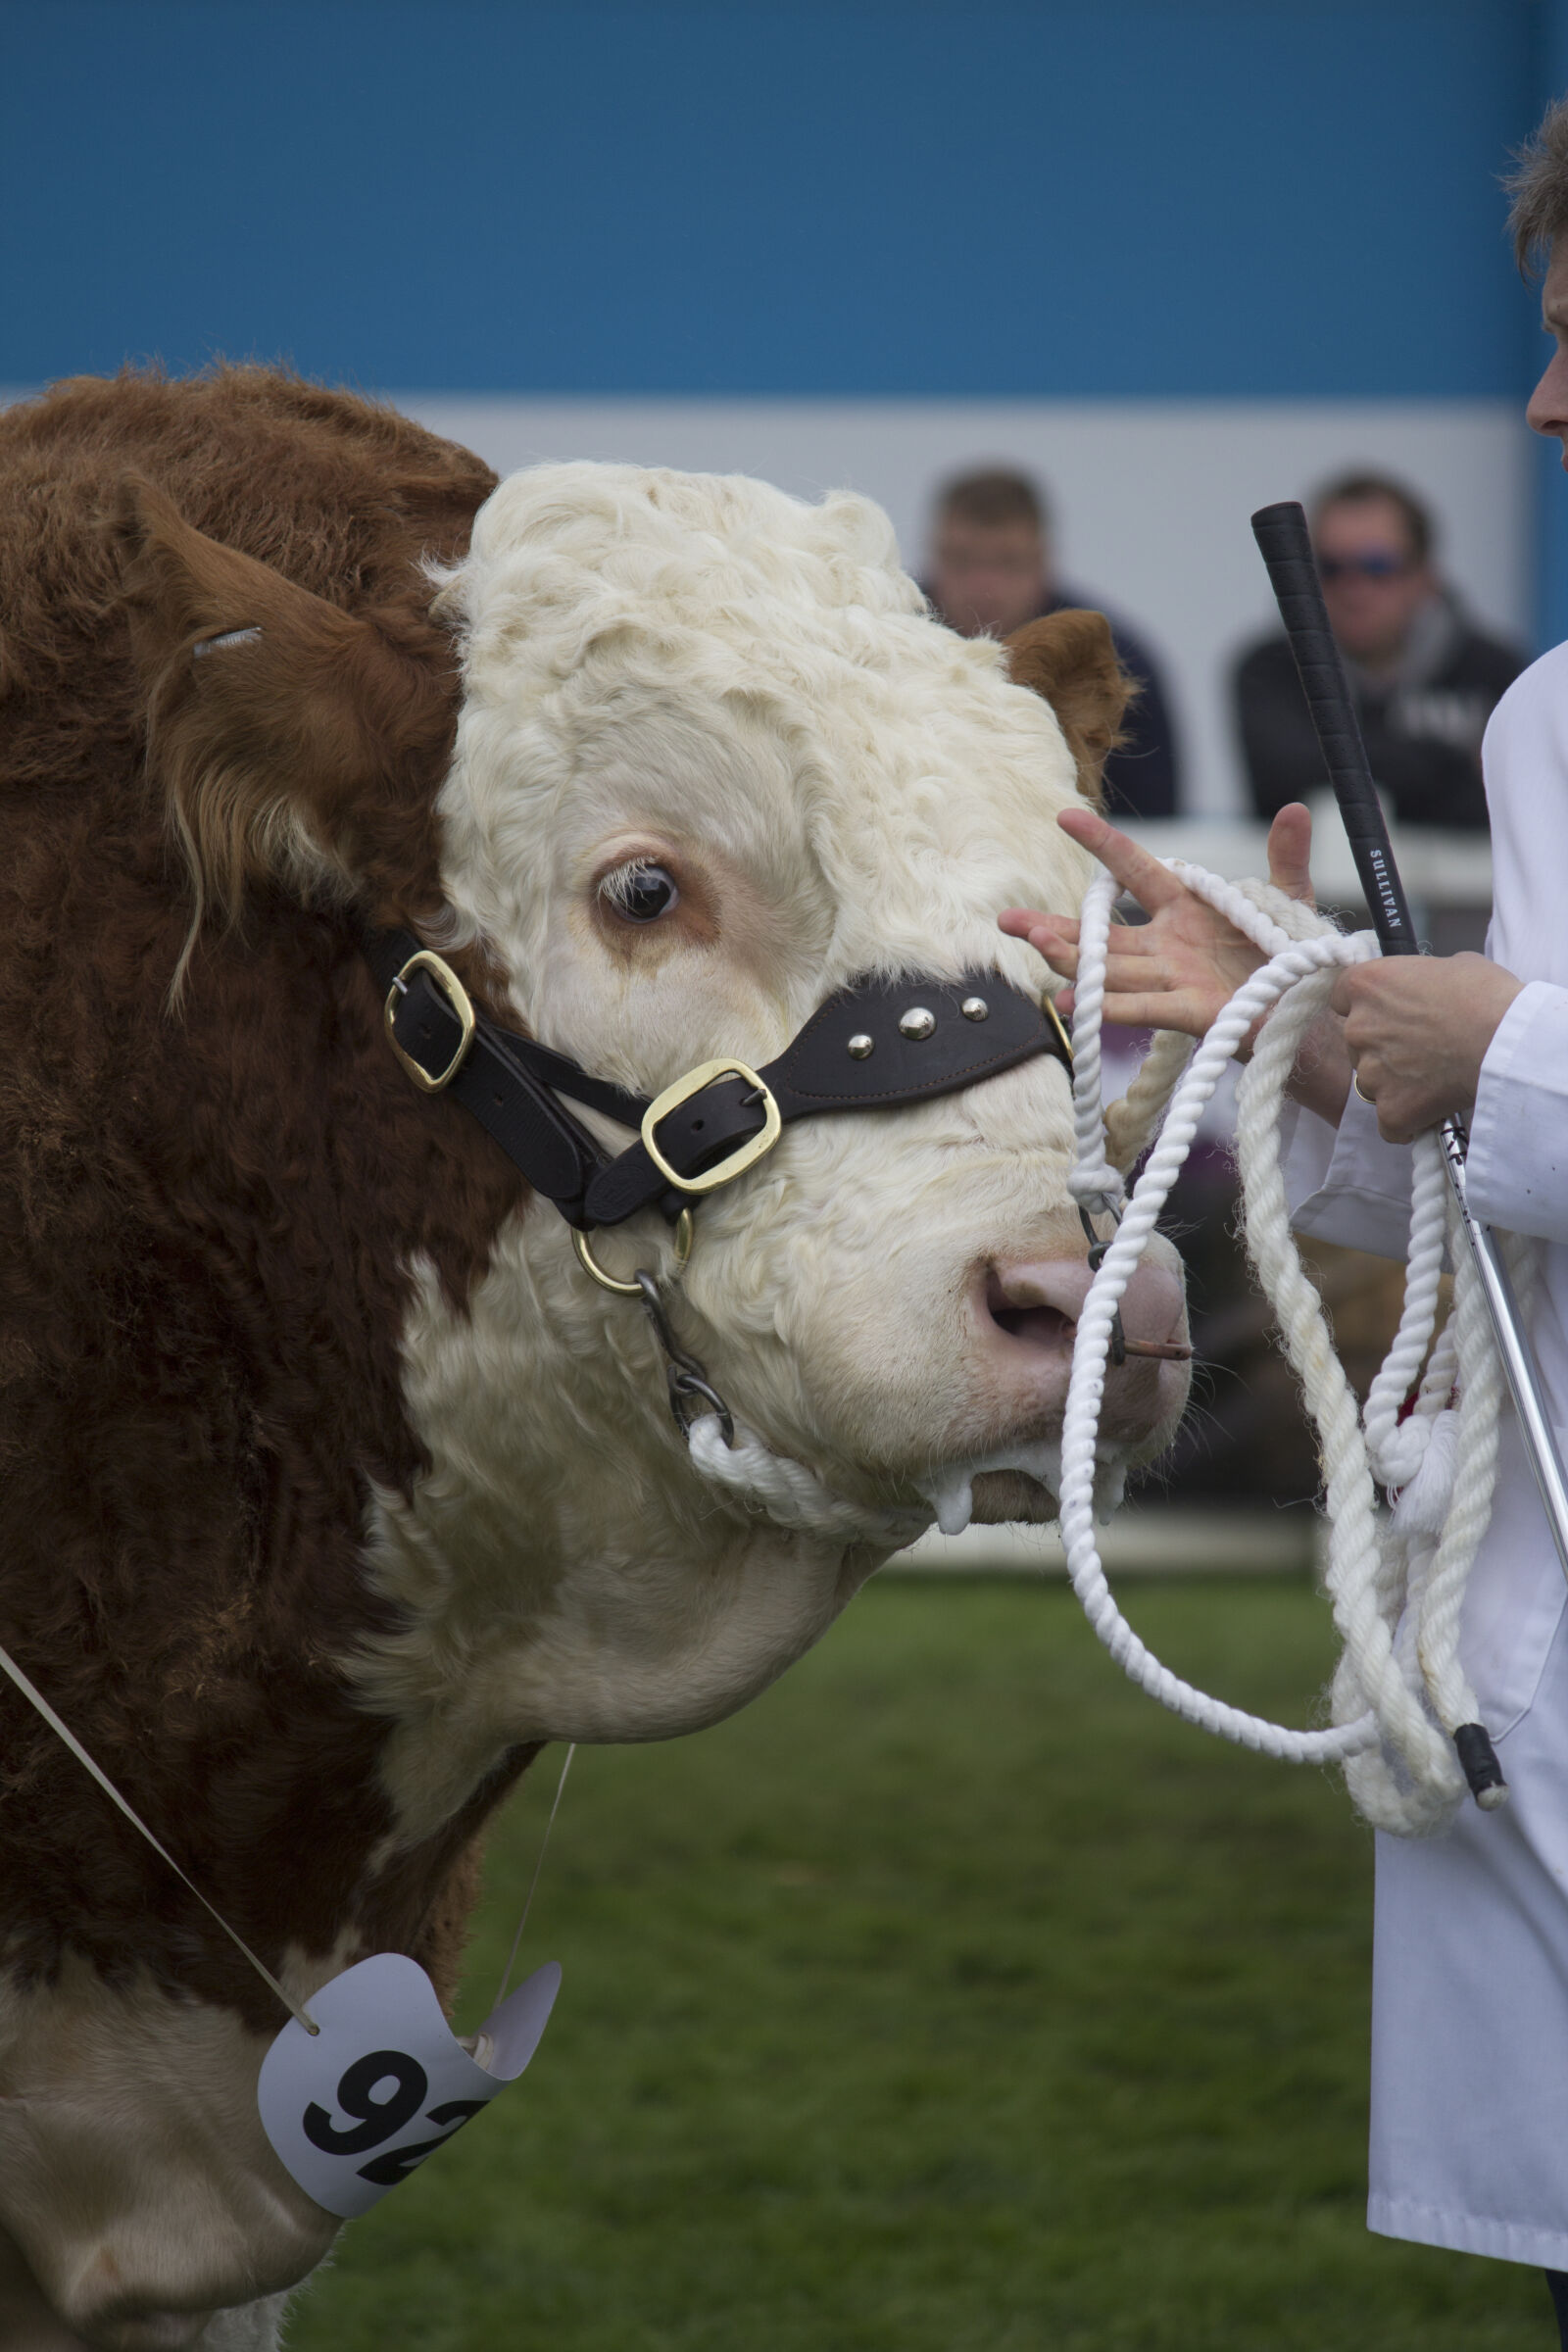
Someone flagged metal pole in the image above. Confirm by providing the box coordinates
[1440,1125,1568,1583]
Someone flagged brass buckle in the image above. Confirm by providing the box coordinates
[641,1059,783,1196]
[1043,992,1073,1064]
[385,951,476,1094]
[572,1207,694,1298]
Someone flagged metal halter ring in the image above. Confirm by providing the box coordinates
[571,1209,694,1298]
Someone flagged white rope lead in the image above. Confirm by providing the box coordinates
[687,1414,929,1544]
[1060,859,1508,1835]
[1067,870,1129,1215]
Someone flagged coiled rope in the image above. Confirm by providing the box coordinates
[1061,860,1511,1836]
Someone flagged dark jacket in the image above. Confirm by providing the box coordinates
[1234,595,1524,831]
[923,584,1182,818]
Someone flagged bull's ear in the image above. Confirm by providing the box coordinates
[1004,609,1135,808]
[111,473,457,954]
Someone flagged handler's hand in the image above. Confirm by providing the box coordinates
[1331,954,1523,1144]
[1000,802,1316,1040]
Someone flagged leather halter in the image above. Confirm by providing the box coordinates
[362,927,1072,1234]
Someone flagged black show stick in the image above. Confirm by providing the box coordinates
[1250,501,1417,952]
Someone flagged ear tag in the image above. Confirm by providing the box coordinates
[258,1951,560,2219]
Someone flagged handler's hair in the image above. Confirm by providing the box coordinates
[1310,470,1434,567]
[934,466,1052,537]
[1506,93,1568,277]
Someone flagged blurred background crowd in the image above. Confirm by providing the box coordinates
[922,459,1521,830]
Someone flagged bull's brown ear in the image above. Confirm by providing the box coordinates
[1004,609,1135,808]
[111,473,457,959]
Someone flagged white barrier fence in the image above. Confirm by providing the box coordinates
[1124,802,1492,945]
[884,1509,1323,1579]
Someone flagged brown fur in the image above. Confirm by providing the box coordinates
[116,476,466,978]
[1004,609,1135,807]
[0,369,535,2031]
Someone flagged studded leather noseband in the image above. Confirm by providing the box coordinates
[362,927,1072,1239]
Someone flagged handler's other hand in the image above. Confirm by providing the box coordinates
[1000,802,1315,1042]
[1331,954,1523,1144]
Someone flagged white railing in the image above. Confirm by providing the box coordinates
[1123,797,1492,917]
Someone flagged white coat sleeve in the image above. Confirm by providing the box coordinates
[1465,980,1568,1245]
[1279,1090,1415,1262]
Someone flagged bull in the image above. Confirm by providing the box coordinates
[0,369,1189,2349]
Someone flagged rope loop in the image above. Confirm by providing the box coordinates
[1061,859,1507,1833]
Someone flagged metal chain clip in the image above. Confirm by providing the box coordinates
[633,1271,735,1446]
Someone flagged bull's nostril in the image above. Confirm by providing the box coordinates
[992,1302,1074,1348]
[985,1268,1075,1351]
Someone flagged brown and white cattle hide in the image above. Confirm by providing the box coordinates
[0,370,1188,2350]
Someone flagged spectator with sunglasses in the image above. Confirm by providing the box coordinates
[1234,471,1524,829]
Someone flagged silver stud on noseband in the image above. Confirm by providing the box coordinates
[898,1007,937,1040]
[960,996,990,1022]
[847,1033,875,1059]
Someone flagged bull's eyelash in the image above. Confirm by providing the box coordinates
[597,858,680,919]
[598,859,652,911]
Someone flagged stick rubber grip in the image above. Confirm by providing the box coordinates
[1250,501,1417,956]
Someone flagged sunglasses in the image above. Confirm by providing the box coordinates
[1317,551,1414,583]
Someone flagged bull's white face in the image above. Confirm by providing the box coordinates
[361,465,1188,1836]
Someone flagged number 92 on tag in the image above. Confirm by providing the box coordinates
[259,1951,560,2219]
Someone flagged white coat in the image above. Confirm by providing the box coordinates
[1281,639,1568,2267]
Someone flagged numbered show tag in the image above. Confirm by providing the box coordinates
[258,1953,561,2220]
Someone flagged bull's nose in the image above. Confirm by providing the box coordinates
[985,1256,1188,1352]
[978,1254,1190,1437]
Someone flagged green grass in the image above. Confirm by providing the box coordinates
[284,1576,1550,2351]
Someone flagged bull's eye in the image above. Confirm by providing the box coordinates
[601,860,680,924]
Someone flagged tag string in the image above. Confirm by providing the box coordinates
[495,1742,575,2009]
[0,1636,319,2034]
